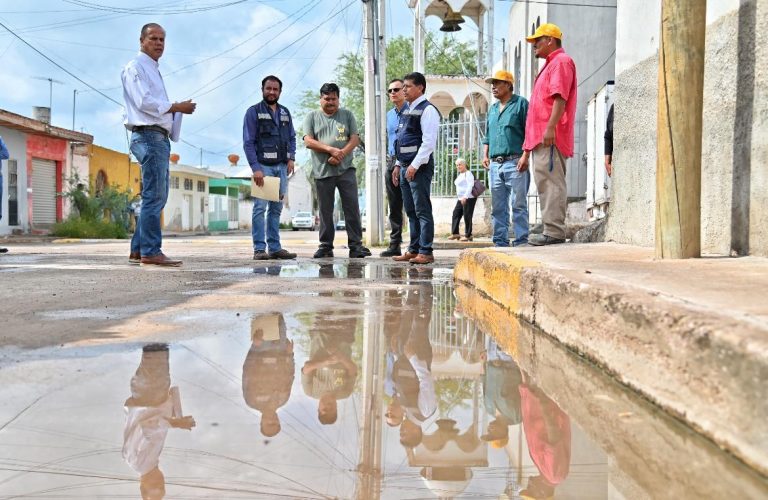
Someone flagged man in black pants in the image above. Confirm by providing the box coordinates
[303,83,371,259]
[381,79,407,257]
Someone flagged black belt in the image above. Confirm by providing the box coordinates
[132,125,169,137]
[492,154,521,163]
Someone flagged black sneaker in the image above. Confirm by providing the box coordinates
[528,234,566,246]
[270,249,297,260]
[0,247,8,254]
[380,246,401,257]
[313,248,334,258]
[349,247,370,258]
[253,250,270,260]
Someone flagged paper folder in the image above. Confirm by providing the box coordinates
[251,176,281,202]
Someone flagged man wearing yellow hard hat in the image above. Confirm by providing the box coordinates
[519,23,577,246]
[482,70,531,247]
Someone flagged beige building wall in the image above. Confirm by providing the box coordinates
[606,0,768,256]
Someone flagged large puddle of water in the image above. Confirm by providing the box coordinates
[0,263,765,499]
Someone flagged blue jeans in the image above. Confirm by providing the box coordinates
[252,163,288,253]
[400,162,434,255]
[130,130,170,257]
[130,213,141,254]
[490,159,530,246]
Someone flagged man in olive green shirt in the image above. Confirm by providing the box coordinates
[481,70,530,247]
[303,83,371,259]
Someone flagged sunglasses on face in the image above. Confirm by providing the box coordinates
[387,87,403,94]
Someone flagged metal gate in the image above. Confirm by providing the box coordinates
[31,158,57,225]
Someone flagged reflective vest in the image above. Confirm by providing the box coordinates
[394,99,438,166]
[252,100,293,165]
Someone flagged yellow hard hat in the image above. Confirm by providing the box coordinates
[526,23,563,43]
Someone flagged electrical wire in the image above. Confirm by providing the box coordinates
[0,19,123,107]
[186,0,354,99]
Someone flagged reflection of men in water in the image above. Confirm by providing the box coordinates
[384,268,435,447]
[123,344,195,500]
[481,338,523,449]
[301,311,358,425]
[242,313,295,437]
[519,372,571,499]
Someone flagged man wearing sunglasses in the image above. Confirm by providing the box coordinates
[381,79,408,257]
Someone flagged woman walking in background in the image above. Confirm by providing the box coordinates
[449,158,477,242]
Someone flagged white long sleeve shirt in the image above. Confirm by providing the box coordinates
[397,94,440,170]
[122,52,173,133]
[454,170,475,199]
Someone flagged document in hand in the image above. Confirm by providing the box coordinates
[170,112,182,142]
[251,176,281,202]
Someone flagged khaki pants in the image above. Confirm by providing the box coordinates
[532,144,567,240]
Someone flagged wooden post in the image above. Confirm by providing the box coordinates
[655,0,706,258]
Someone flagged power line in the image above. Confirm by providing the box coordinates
[165,0,320,78]
[60,0,255,15]
[502,0,616,7]
[0,19,123,107]
[187,0,358,99]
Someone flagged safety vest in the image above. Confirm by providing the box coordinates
[395,99,438,166]
[252,100,293,165]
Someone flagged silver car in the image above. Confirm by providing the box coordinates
[291,211,317,231]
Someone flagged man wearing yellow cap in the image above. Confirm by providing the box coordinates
[520,23,577,246]
[482,70,530,247]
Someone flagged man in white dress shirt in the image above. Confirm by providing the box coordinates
[122,23,196,267]
[392,72,440,265]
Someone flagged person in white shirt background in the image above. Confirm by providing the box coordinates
[449,158,477,242]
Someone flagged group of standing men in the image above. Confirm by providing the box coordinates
[121,21,576,267]
[382,22,577,250]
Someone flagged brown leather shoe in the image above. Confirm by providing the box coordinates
[140,253,182,267]
[129,252,141,264]
[393,251,418,262]
[409,253,434,264]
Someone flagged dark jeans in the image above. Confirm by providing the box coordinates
[400,161,434,255]
[130,130,171,257]
[385,156,403,248]
[315,168,363,250]
[451,197,477,237]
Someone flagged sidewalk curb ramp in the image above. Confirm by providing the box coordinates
[454,248,768,477]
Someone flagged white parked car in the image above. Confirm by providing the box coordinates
[291,211,317,231]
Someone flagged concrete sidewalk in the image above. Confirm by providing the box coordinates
[454,243,768,476]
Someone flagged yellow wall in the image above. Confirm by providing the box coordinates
[88,144,141,196]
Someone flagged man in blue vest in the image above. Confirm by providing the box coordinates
[243,75,297,260]
[392,72,439,265]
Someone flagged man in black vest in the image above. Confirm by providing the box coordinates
[243,75,297,260]
[392,72,440,265]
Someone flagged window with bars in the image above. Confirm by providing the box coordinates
[184,178,193,191]
[197,180,205,192]
[170,176,180,189]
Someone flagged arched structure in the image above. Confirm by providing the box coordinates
[410,0,494,76]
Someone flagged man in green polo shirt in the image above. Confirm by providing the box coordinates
[481,70,530,247]
[303,82,371,259]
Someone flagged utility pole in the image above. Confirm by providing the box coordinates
[655,0,706,258]
[72,89,77,130]
[363,0,384,247]
[32,76,64,110]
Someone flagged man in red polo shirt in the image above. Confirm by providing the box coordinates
[519,23,577,246]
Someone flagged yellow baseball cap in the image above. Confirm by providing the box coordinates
[484,70,514,85]
[526,23,563,43]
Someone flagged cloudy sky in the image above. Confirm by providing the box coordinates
[0,0,509,166]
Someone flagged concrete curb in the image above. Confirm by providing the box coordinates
[454,282,768,495]
[454,248,768,476]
